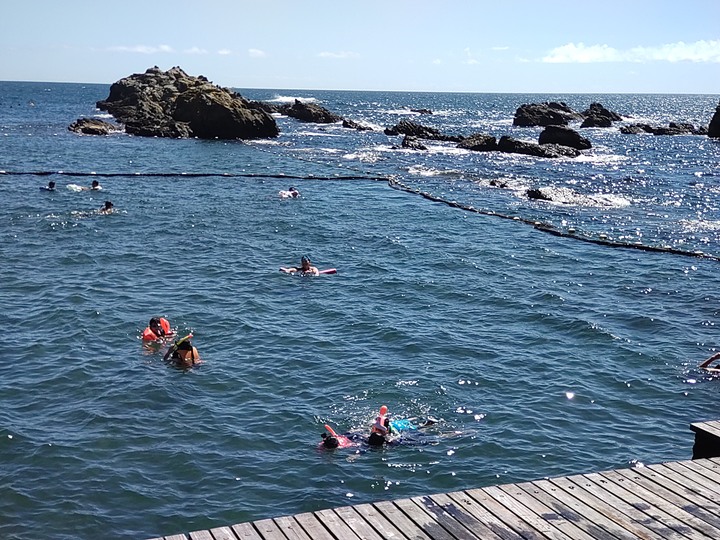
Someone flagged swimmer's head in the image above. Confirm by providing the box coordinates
[301,255,311,268]
[92,180,100,188]
[149,317,162,333]
[321,433,339,448]
[48,181,56,188]
[176,339,192,351]
[103,201,113,210]
[289,186,297,191]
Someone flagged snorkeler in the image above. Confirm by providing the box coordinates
[368,405,392,446]
[280,255,320,276]
[163,334,201,369]
[40,181,56,191]
[99,201,114,214]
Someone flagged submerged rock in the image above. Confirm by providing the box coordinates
[96,66,278,139]
[498,136,580,158]
[621,122,708,136]
[275,100,342,123]
[401,135,427,150]
[384,119,463,142]
[457,133,498,152]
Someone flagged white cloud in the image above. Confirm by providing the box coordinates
[248,48,267,58]
[543,40,720,63]
[432,58,442,65]
[108,44,174,54]
[317,51,359,59]
[184,47,208,55]
[491,46,510,51]
[218,49,232,56]
[463,47,479,65]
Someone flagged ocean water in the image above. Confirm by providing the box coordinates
[1,81,720,540]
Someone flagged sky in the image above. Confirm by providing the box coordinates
[2,0,720,94]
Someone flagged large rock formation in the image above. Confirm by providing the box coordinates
[580,102,622,128]
[498,136,580,158]
[707,101,720,138]
[513,102,582,127]
[384,119,463,142]
[538,125,591,150]
[457,133,498,152]
[94,66,278,139]
[275,99,342,123]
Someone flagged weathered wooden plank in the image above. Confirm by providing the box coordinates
[165,535,189,540]
[650,461,720,500]
[208,526,239,540]
[691,421,720,438]
[614,466,720,530]
[573,471,697,540]
[273,516,312,540]
[411,494,487,540]
[230,522,265,540]
[333,505,385,540]
[315,508,362,539]
[497,482,601,540]
[674,458,720,490]
[599,468,720,539]
[353,502,411,540]
[533,478,645,540]
[189,531,215,540]
[392,497,457,540]
[252,518,287,540]
[483,485,573,540]
[461,487,549,540]
[427,492,505,540]
[693,458,720,477]
[292,512,336,540]
[371,500,434,540]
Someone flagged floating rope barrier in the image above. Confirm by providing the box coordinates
[387,177,720,262]
[4,168,717,261]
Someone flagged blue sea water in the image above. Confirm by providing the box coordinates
[1,81,720,540]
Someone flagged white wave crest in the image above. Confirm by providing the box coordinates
[268,95,318,104]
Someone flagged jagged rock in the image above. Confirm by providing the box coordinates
[384,119,463,142]
[275,99,342,123]
[538,125,591,150]
[709,101,720,138]
[410,108,433,114]
[579,102,622,128]
[526,188,552,201]
[621,122,707,136]
[580,115,612,128]
[401,135,427,150]
[342,118,373,131]
[513,102,581,127]
[497,136,580,158]
[457,133,497,152]
[68,117,120,135]
[96,66,278,139]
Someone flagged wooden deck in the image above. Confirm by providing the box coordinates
[149,422,720,540]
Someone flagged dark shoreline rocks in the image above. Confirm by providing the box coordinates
[710,101,720,138]
[384,119,463,142]
[621,122,708,136]
[68,118,121,135]
[538,125,591,150]
[93,66,278,139]
[274,99,342,123]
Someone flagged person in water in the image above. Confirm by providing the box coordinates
[163,335,201,369]
[141,317,173,341]
[368,405,393,446]
[279,186,300,199]
[699,352,720,371]
[88,180,102,190]
[320,432,340,448]
[99,201,114,214]
[41,181,56,191]
[280,255,319,276]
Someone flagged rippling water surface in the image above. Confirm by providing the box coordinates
[1,82,720,539]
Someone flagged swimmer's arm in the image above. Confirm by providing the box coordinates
[700,352,720,369]
[308,266,320,276]
[280,267,299,273]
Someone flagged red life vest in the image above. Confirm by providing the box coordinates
[141,317,171,341]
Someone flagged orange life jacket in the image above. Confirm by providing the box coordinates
[141,317,171,341]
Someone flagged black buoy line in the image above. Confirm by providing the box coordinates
[5,154,718,261]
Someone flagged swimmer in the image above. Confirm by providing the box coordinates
[40,181,56,191]
[700,352,720,372]
[84,180,102,191]
[141,317,173,342]
[99,201,114,214]
[163,334,201,369]
[280,255,319,276]
[279,186,300,199]
[368,405,393,446]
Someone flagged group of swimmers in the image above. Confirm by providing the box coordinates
[140,317,201,369]
[40,179,114,214]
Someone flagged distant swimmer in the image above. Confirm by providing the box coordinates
[141,317,173,342]
[99,201,114,214]
[40,181,56,191]
[699,352,720,372]
[163,334,201,369]
[87,180,102,191]
[280,255,320,276]
[279,186,300,199]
